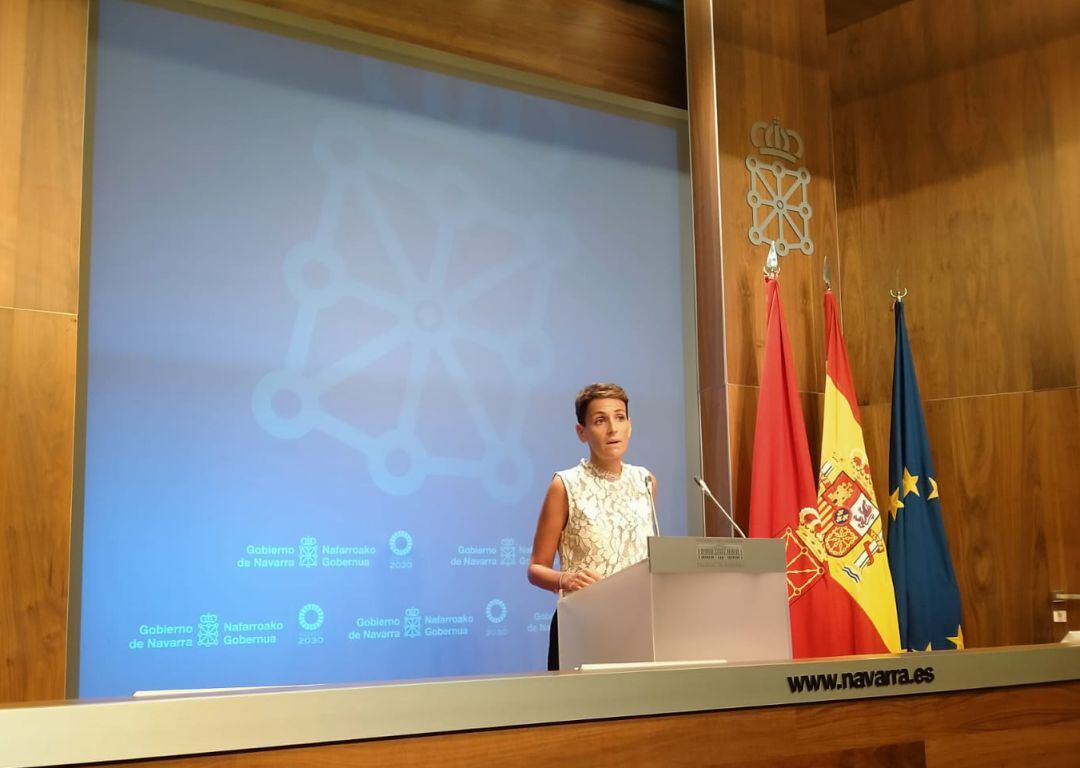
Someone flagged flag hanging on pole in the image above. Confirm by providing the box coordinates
[749,274,851,658]
[815,289,901,654]
[887,299,964,651]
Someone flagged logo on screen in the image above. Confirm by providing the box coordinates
[485,599,507,625]
[197,613,219,647]
[299,536,318,568]
[251,118,571,504]
[500,538,516,566]
[389,530,413,557]
[403,607,421,638]
[298,603,325,631]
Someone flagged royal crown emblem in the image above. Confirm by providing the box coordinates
[746,117,813,257]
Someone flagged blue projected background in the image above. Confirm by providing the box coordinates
[79,0,695,697]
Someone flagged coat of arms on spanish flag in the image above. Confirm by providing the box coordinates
[810,290,901,654]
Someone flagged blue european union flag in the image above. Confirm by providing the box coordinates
[887,301,964,652]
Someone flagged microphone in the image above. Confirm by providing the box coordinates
[692,476,747,538]
[645,474,661,537]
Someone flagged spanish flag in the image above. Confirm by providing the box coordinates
[814,290,901,654]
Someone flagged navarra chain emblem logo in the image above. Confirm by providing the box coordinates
[389,530,413,557]
[745,117,813,257]
[299,536,318,568]
[485,599,507,624]
[197,613,219,647]
[403,607,421,638]
[500,538,516,566]
[298,603,325,631]
[252,109,572,503]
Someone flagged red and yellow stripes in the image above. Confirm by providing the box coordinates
[816,291,901,654]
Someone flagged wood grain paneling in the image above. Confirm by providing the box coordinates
[831,0,1080,404]
[685,0,732,522]
[830,0,1080,648]
[1032,390,1080,606]
[732,743,926,768]
[96,681,1080,767]
[0,0,88,315]
[824,0,911,33]
[925,723,1080,768]
[698,385,733,532]
[0,309,77,702]
[920,392,1045,647]
[208,0,687,109]
[853,359,1075,651]
[0,0,87,704]
[944,389,1080,647]
[685,0,841,522]
[711,0,841,394]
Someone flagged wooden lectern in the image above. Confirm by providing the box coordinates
[557,537,792,670]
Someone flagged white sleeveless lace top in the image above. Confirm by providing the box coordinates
[556,459,654,578]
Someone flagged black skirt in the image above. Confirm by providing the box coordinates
[547,610,559,671]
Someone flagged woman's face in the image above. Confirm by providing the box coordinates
[576,397,632,463]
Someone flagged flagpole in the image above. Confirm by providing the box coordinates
[890,269,907,303]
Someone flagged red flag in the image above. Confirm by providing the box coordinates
[748,277,849,658]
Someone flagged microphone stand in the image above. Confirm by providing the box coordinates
[692,476,747,538]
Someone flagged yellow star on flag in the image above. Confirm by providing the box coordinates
[928,476,939,500]
[902,467,920,498]
[924,641,933,652]
[888,488,904,519]
[947,626,964,649]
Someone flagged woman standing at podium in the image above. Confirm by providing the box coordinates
[527,382,658,670]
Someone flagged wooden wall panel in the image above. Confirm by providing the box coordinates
[95,681,1080,767]
[1032,390,1080,606]
[830,0,1080,647]
[0,0,88,315]
[685,0,732,520]
[0,0,88,704]
[920,392,1058,647]
[831,0,1080,404]
[685,0,842,522]
[824,0,911,33]
[0,309,78,702]
[925,723,1080,768]
[216,0,687,109]
[712,0,840,395]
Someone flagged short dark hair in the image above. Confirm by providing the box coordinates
[574,383,629,426]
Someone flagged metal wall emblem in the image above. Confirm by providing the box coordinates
[746,118,813,256]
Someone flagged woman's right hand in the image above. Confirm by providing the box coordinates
[560,568,602,593]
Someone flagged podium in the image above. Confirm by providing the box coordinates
[557,537,792,669]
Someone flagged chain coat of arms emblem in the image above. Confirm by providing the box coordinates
[746,118,813,257]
